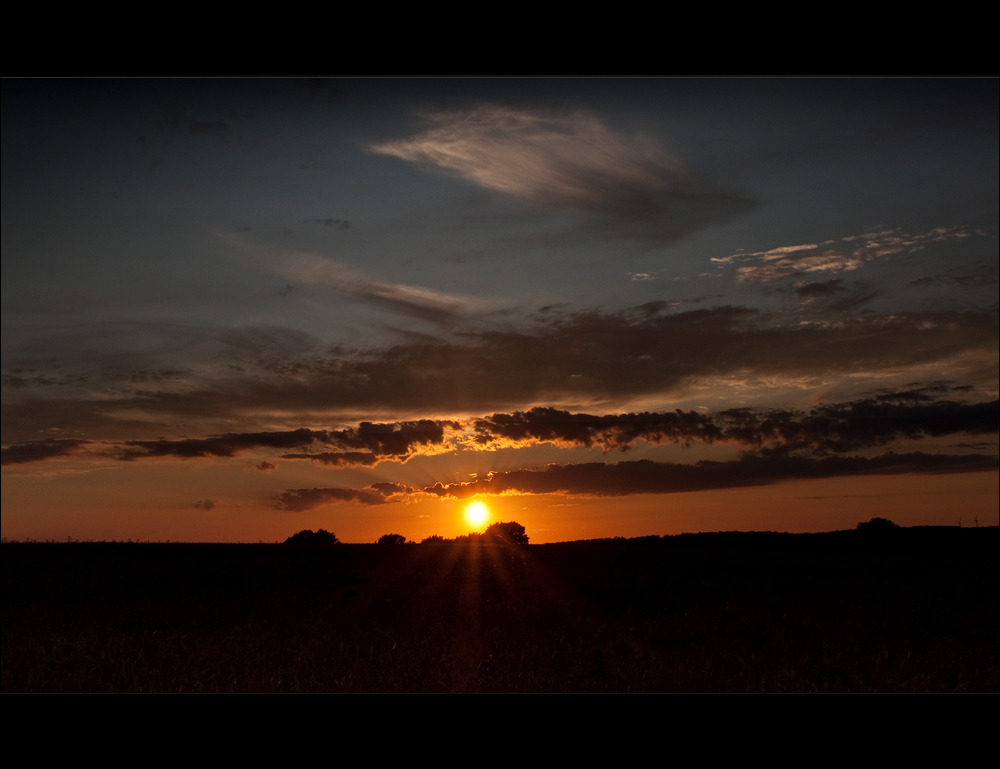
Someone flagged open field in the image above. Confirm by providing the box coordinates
[3,527,997,692]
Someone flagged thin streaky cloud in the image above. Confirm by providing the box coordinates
[274,483,413,511]
[280,252,475,322]
[423,452,999,501]
[273,452,999,511]
[715,227,975,283]
[369,104,679,206]
[220,231,486,323]
[280,451,380,468]
[369,103,756,245]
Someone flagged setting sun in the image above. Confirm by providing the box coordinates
[465,500,489,528]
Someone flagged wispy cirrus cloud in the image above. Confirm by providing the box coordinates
[716,227,974,283]
[219,231,485,324]
[371,104,679,205]
[370,104,754,245]
[277,251,479,323]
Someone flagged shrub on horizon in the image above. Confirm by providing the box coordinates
[856,517,900,532]
[285,529,339,544]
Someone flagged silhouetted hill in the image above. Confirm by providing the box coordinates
[3,525,996,692]
[552,525,998,554]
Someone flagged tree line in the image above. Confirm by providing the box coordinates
[285,521,528,545]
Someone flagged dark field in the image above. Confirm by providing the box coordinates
[3,527,997,692]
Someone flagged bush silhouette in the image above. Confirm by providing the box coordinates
[483,521,529,545]
[856,517,899,532]
[377,533,407,545]
[285,529,339,544]
[421,535,446,544]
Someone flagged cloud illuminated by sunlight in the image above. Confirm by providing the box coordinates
[369,104,680,207]
[715,227,975,283]
[218,230,486,323]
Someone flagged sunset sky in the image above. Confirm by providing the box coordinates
[3,78,997,543]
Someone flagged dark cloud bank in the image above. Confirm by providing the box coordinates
[0,438,93,465]
[5,391,995,467]
[267,389,999,512]
[275,452,998,511]
[145,306,1000,416]
[4,305,995,444]
[115,420,457,464]
[475,394,998,455]
[275,483,414,512]
[1,420,456,466]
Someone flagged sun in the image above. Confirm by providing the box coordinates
[465,500,489,528]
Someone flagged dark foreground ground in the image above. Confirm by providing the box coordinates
[3,527,997,692]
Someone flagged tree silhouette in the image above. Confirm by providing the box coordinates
[856,517,899,532]
[483,521,529,545]
[855,517,901,546]
[285,529,339,544]
[421,535,446,544]
[377,533,407,545]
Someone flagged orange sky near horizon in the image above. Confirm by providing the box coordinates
[4,461,995,544]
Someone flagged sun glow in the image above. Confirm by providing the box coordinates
[465,500,489,528]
